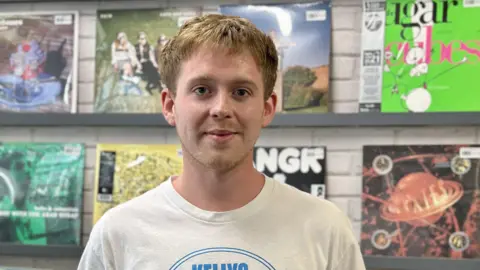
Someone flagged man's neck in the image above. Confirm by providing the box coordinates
[172,153,265,212]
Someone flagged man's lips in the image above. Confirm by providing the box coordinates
[205,130,238,136]
[204,130,239,143]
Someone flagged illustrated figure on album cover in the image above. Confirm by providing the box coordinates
[0,12,78,113]
[361,145,480,259]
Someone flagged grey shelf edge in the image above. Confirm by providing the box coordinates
[2,112,480,127]
[363,255,480,270]
[0,244,84,258]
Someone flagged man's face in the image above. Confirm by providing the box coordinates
[161,45,276,172]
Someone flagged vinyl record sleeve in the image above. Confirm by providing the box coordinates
[219,1,332,114]
[0,11,79,113]
[93,7,210,113]
[253,146,326,199]
[0,143,85,247]
[380,0,480,113]
[361,144,480,259]
[93,144,183,225]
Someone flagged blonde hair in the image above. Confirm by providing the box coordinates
[158,14,278,100]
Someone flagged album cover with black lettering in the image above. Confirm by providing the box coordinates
[253,146,326,199]
[358,0,386,112]
[361,145,480,259]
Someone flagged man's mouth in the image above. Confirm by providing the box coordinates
[205,130,238,142]
[206,130,237,136]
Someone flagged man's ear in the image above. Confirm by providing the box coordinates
[161,88,176,126]
[262,92,277,128]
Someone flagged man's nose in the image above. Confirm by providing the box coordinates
[210,90,233,119]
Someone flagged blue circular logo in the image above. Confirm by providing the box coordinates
[170,247,276,270]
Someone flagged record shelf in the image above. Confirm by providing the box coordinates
[1,112,480,128]
[1,245,480,270]
[0,244,83,258]
[363,256,480,270]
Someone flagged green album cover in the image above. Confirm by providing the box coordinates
[381,0,480,113]
[93,7,206,113]
[0,143,84,246]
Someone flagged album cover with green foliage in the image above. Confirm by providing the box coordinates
[94,7,207,113]
[220,1,332,113]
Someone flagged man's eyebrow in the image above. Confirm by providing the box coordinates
[188,75,259,89]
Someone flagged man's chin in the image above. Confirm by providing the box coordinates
[200,155,239,172]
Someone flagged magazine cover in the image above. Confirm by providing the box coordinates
[0,11,79,113]
[361,145,480,259]
[94,8,207,113]
[0,143,84,247]
[358,0,386,113]
[220,1,331,113]
[93,144,183,224]
[381,0,480,113]
[253,146,326,199]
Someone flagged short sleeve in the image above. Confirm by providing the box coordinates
[331,214,366,270]
[77,216,115,270]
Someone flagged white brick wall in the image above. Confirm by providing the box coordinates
[0,0,477,269]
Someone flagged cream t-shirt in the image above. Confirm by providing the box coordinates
[78,176,366,270]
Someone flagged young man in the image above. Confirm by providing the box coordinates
[78,14,366,270]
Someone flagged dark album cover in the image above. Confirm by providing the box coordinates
[254,146,326,199]
[361,145,480,259]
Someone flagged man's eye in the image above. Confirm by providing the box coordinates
[194,87,208,96]
[234,89,249,96]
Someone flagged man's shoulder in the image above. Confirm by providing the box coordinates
[95,181,169,228]
[272,179,351,227]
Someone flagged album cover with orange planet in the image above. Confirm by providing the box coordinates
[361,145,480,259]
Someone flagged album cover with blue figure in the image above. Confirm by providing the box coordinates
[0,11,79,113]
[0,143,84,247]
[220,1,332,113]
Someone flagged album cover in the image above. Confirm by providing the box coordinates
[358,0,386,112]
[220,1,332,113]
[0,11,79,113]
[93,7,207,113]
[381,0,480,112]
[0,143,84,247]
[362,145,480,259]
[93,144,183,224]
[253,146,326,199]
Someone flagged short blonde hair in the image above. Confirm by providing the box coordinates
[158,14,278,100]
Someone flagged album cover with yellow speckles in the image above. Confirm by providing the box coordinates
[92,144,183,225]
[361,145,480,259]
